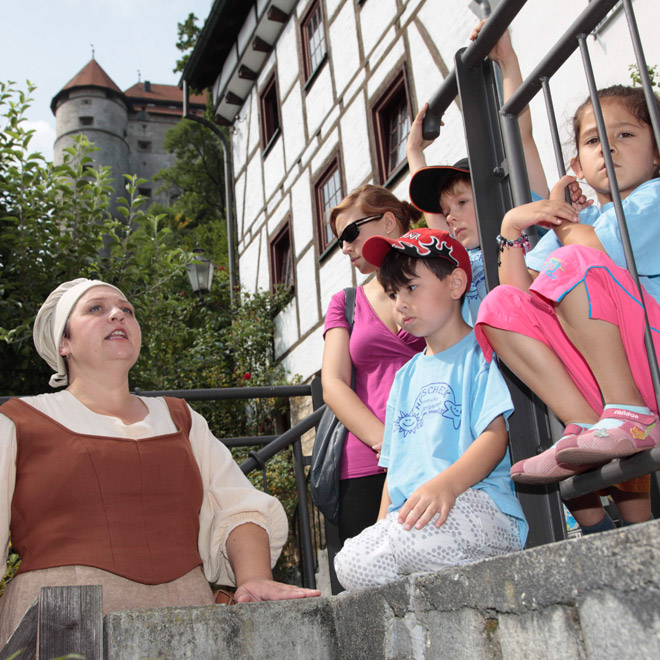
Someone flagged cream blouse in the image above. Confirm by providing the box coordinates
[0,391,288,586]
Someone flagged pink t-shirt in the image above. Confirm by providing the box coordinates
[324,287,426,479]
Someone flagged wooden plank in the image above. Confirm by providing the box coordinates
[38,585,103,660]
[0,597,38,660]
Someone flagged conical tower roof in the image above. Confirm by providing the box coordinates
[51,59,125,114]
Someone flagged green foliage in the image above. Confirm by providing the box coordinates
[174,12,201,75]
[0,82,302,589]
[152,117,229,254]
[629,63,659,88]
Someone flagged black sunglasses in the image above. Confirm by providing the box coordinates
[337,214,384,247]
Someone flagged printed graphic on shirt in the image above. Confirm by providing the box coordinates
[394,382,461,437]
[541,256,564,279]
[467,265,485,303]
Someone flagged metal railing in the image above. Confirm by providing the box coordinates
[133,382,324,589]
[421,0,660,539]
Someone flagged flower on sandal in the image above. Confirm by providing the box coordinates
[631,426,646,440]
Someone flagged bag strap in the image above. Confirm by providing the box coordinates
[343,287,357,389]
[343,286,356,333]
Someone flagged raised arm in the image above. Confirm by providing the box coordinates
[406,104,450,232]
[471,20,548,198]
[498,198,579,290]
[322,326,384,448]
[550,175,602,250]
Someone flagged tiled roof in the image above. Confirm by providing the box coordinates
[124,82,206,106]
[51,60,207,116]
[60,59,123,95]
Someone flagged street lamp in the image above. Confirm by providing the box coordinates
[186,247,214,297]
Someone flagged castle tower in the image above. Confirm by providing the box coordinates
[51,59,130,208]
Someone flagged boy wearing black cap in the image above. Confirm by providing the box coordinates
[333,229,527,591]
[405,20,548,324]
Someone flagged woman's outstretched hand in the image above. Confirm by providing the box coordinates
[234,578,321,603]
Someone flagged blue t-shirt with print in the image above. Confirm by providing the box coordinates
[378,331,528,546]
[525,178,660,302]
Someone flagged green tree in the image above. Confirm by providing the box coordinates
[174,12,201,75]
[152,117,229,256]
[1,82,300,586]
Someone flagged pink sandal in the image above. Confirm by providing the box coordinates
[510,424,591,485]
[556,408,660,465]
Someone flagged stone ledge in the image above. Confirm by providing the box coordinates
[105,520,660,659]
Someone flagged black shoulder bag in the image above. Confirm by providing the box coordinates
[310,287,356,524]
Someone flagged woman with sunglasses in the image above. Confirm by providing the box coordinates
[322,184,426,546]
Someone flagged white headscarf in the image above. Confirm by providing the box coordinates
[33,278,125,388]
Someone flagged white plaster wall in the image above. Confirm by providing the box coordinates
[305,65,334,138]
[296,249,320,335]
[416,0,477,76]
[237,7,258,58]
[267,195,291,235]
[311,127,339,175]
[239,229,265,293]
[325,0,342,22]
[401,0,426,26]
[290,171,314,251]
[358,0,398,59]
[282,82,307,170]
[234,171,247,239]
[277,18,300,99]
[232,91,259,177]
[246,91,261,162]
[280,326,326,381]
[328,1,360,99]
[339,93,372,190]
[367,38,406,99]
[263,135,285,202]
[274,299,299,359]
[232,97,251,175]
[319,247,353,317]
[321,105,340,140]
[406,20,446,109]
[242,155,265,234]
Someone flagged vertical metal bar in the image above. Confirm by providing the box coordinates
[577,35,660,412]
[500,111,532,207]
[292,438,316,589]
[455,48,566,547]
[541,78,568,179]
[622,0,660,156]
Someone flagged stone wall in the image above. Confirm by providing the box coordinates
[104,519,660,659]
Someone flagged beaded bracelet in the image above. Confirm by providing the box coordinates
[496,232,530,266]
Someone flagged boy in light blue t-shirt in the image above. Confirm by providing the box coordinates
[333,228,527,591]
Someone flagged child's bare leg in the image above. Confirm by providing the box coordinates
[609,489,652,524]
[567,492,609,528]
[482,325,599,424]
[554,283,645,406]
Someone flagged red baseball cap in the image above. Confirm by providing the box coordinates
[362,228,472,292]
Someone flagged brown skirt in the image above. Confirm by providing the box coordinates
[0,564,215,648]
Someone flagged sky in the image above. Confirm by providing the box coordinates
[1,0,215,160]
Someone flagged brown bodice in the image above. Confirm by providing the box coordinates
[2,396,204,585]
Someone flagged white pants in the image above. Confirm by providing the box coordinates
[334,488,521,590]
